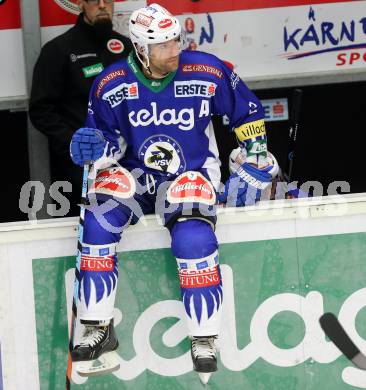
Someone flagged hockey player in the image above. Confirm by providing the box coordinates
[69,3,278,384]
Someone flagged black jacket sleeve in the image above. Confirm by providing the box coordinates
[29,40,74,155]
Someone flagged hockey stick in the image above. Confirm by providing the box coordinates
[319,312,366,369]
[283,88,303,183]
[66,164,89,390]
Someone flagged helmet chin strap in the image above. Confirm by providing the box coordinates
[140,53,170,80]
[134,44,173,80]
[144,65,170,79]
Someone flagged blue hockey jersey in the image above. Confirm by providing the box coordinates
[86,50,267,186]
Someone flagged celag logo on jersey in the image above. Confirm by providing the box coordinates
[102,82,139,108]
[129,102,194,131]
[139,135,186,176]
[174,80,217,98]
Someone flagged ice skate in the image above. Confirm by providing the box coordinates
[191,336,218,385]
[71,319,120,377]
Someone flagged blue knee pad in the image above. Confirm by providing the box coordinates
[171,219,218,259]
[172,219,221,334]
[83,202,132,245]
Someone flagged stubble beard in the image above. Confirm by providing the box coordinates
[158,57,179,75]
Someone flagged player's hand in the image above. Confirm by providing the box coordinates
[218,163,273,207]
[70,128,106,167]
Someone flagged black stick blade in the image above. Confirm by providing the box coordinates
[319,312,359,360]
[284,88,303,182]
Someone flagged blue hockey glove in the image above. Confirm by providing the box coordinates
[70,128,106,167]
[218,163,273,207]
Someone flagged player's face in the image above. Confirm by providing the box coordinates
[78,0,114,25]
[148,38,180,75]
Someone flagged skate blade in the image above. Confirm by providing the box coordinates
[198,372,212,385]
[76,351,120,377]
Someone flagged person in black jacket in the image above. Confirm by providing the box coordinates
[29,0,132,216]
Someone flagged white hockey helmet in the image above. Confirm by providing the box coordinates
[129,3,183,67]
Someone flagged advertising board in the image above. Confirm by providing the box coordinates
[1,196,366,389]
[0,0,26,100]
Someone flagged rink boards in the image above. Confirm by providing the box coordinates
[40,0,366,84]
[2,0,366,102]
[1,195,366,389]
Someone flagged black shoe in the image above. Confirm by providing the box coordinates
[71,319,119,362]
[191,336,218,373]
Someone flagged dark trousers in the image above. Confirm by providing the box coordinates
[50,152,82,217]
